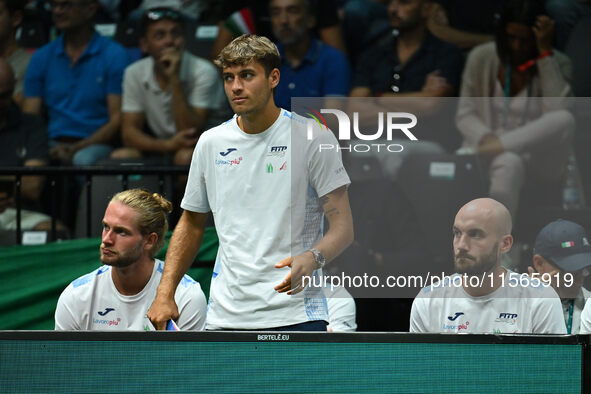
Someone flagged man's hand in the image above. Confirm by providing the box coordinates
[427,2,449,27]
[147,294,180,330]
[533,15,555,54]
[159,48,182,80]
[274,251,318,295]
[478,133,504,160]
[165,128,198,152]
[421,70,449,95]
[50,144,74,165]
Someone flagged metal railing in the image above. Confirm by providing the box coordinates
[0,165,189,244]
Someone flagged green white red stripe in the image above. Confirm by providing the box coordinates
[224,8,256,36]
[561,241,575,248]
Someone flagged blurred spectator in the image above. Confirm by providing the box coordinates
[0,59,55,232]
[427,0,497,50]
[410,198,566,334]
[350,0,462,98]
[528,219,591,333]
[22,0,129,166]
[211,0,347,58]
[456,0,574,218]
[0,1,30,107]
[270,0,350,110]
[128,0,212,23]
[96,0,121,22]
[341,0,389,65]
[349,0,463,156]
[112,7,225,165]
[546,0,591,50]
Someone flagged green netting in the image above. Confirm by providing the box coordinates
[0,228,217,329]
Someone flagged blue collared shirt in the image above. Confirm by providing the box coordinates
[275,39,350,110]
[24,31,129,140]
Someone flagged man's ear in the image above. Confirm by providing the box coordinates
[307,14,317,30]
[421,1,433,19]
[11,10,23,30]
[144,232,158,252]
[140,37,148,54]
[499,234,513,254]
[269,68,280,89]
[88,1,100,18]
[532,254,545,272]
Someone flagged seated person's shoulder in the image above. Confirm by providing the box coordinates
[124,56,153,76]
[365,32,395,57]
[177,273,200,290]
[428,32,463,58]
[552,49,572,68]
[61,266,111,297]
[201,116,237,138]
[504,270,561,298]
[28,38,60,62]
[466,41,496,62]
[183,52,219,76]
[417,274,460,298]
[319,41,347,59]
[99,34,128,54]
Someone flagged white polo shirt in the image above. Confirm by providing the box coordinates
[122,51,225,138]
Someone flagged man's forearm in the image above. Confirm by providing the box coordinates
[158,211,205,298]
[311,223,354,265]
[73,115,120,151]
[313,188,354,264]
[123,125,173,153]
[170,78,206,132]
[429,23,493,49]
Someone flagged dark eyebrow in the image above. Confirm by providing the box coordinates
[102,221,131,233]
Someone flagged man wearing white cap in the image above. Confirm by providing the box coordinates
[529,219,591,334]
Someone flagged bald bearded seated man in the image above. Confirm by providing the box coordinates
[409,197,566,334]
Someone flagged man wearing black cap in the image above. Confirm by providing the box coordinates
[529,219,591,334]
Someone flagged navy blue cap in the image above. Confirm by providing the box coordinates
[533,219,591,272]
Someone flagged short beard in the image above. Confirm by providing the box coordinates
[273,24,309,47]
[455,242,499,277]
[101,241,144,268]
